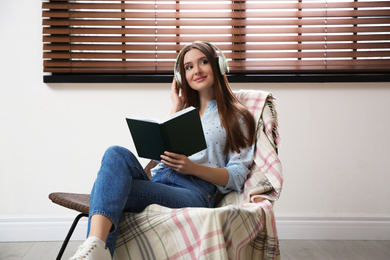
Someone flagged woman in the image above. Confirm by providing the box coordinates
[70,41,256,260]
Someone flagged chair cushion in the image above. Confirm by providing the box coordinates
[49,192,90,214]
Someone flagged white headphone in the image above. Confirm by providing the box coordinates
[174,41,229,87]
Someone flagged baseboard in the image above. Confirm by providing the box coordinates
[0,215,88,242]
[276,214,390,240]
[0,214,389,242]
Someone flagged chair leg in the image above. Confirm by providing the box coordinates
[56,213,88,260]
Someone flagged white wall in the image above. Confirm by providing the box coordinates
[1,0,389,241]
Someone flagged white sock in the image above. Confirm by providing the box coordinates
[86,236,106,248]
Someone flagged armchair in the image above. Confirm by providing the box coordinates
[113,89,283,260]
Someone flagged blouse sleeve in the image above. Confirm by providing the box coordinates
[217,120,255,194]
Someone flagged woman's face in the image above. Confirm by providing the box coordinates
[183,48,215,93]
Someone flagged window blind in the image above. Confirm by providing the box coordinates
[42,0,390,75]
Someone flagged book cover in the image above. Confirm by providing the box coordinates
[126,107,207,161]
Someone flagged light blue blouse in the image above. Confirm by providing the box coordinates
[151,100,255,194]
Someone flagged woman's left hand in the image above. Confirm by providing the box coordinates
[160,151,195,175]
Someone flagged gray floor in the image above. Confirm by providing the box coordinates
[0,240,390,260]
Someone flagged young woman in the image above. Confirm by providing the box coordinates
[70,41,256,260]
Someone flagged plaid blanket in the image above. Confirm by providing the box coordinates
[114,90,283,260]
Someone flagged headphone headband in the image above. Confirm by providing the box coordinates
[174,41,229,87]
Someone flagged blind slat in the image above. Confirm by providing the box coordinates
[43,1,390,10]
[43,17,390,27]
[43,34,390,43]
[43,51,390,60]
[43,42,390,52]
[43,26,390,36]
[44,59,390,68]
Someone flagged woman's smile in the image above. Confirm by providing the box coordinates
[194,76,207,82]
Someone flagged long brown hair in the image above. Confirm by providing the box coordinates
[177,41,256,154]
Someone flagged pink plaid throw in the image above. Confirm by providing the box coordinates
[114,90,283,260]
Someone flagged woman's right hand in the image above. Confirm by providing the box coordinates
[169,78,184,115]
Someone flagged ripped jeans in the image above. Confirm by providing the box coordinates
[88,146,217,255]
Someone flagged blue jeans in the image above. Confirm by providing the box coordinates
[88,146,217,255]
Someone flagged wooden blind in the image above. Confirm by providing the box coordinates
[43,0,390,74]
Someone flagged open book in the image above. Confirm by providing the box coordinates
[126,107,207,161]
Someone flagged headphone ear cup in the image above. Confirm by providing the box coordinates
[175,70,182,86]
[217,56,227,75]
[174,51,182,87]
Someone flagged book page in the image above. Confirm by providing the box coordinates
[126,117,159,123]
[163,106,196,123]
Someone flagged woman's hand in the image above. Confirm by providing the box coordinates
[160,151,194,175]
[169,78,185,115]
